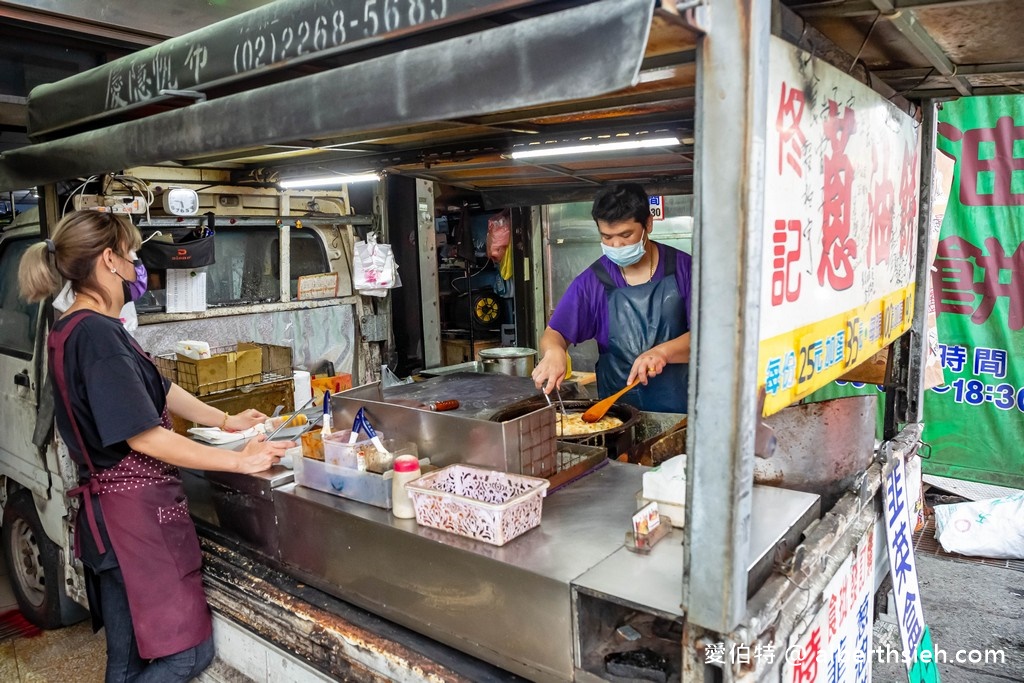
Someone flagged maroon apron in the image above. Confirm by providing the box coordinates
[50,310,212,660]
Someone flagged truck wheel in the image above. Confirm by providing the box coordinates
[2,490,68,628]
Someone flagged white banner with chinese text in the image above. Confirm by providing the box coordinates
[784,525,876,683]
[883,455,927,666]
[759,37,921,415]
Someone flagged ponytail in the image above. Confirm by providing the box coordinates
[18,241,62,303]
[17,210,142,306]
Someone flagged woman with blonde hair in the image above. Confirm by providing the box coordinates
[20,210,293,682]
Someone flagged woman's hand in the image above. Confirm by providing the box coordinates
[235,434,294,474]
[225,409,268,432]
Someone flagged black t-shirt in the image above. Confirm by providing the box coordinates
[51,310,170,570]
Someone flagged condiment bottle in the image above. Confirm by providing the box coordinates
[391,455,421,519]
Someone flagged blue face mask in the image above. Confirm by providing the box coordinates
[601,235,646,267]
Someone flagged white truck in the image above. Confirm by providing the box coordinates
[0,183,374,629]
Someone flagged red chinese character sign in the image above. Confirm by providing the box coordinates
[783,526,875,683]
[923,96,1024,488]
[759,37,921,415]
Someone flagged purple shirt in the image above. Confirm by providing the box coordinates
[548,243,692,353]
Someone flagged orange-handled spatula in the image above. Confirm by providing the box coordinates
[581,378,641,423]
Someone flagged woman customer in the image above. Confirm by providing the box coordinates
[19,210,294,682]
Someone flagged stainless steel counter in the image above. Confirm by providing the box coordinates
[380,371,570,420]
[572,484,821,620]
[183,463,295,559]
[270,461,820,682]
[282,460,638,583]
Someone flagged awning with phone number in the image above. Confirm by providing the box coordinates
[0,0,655,192]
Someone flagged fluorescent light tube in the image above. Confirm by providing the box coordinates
[509,137,680,160]
[279,173,380,188]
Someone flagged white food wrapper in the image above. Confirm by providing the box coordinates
[642,453,686,506]
[188,425,263,445]
[175,340,212,360]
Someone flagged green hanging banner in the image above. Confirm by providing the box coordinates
[926,95,1024,488]
[808,95,1024,489]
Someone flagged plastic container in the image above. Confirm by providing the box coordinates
[323,430,380,469]
[300,430,324,461]
[405,465,550,546]
[636,493,685,529]
[370,439,417,473]
[391,455,421,519]
[293,453,428,509]
[323,432,417,474]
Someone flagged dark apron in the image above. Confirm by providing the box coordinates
[49,311,212,660]
[592,248,689,413]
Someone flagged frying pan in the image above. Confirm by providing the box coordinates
[489,398,640,459]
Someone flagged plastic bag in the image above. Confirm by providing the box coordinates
[485,211,511,263]
[493,234,514,298]
[353,232,400,297]
[381,364,413,387]
[934,493,1024,559]
[53,282,138,334]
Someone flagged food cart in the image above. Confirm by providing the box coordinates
[4,0,1021,680]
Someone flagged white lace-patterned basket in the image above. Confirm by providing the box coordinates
[405,465,550,546]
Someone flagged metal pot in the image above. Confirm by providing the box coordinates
[754,395,877,509]
[478,346,537,377]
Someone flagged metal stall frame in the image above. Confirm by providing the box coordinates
[685,0,771,636]
[0,1,950,681]
[681,4,938,681]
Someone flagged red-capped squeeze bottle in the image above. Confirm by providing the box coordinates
[391,455,421,519]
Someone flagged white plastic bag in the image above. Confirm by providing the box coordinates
[53,282,138,334]
[381,364,413,387]
[934,493,1024,559]
[353,232,401,297]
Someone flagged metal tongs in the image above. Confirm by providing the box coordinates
[266,395,317,440]
[542,382,569,431]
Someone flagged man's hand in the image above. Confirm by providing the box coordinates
[532,351,568,394]
[533,327,570,394]
[627,346,670,386]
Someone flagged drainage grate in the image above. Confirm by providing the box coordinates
[914,516,1024,573]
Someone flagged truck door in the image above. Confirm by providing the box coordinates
[0,235,46,493]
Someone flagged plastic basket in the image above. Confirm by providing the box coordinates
[405,465,550,546]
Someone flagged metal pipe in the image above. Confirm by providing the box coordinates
[684,0,771,633]
[905,102,939,424]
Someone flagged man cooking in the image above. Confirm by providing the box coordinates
[532,183,692,413]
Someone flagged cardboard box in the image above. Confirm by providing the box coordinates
[174,343,263,395]
[441,338,502,366]
[169,377,294,436]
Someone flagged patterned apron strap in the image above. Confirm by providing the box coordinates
[48,310,107,554]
